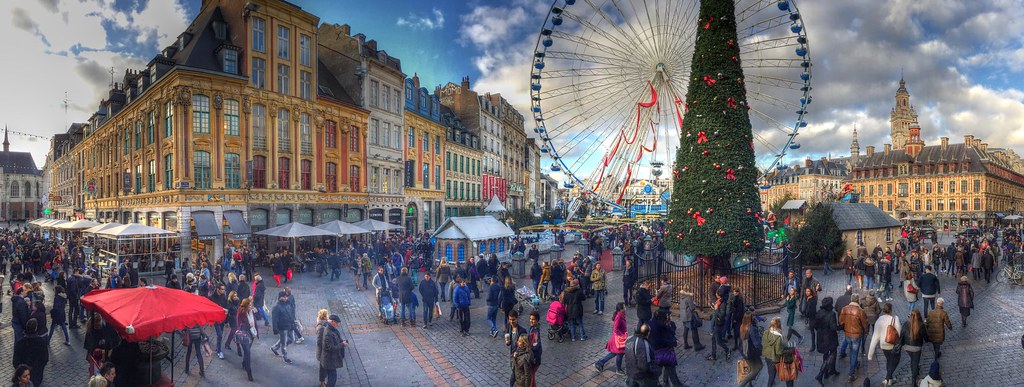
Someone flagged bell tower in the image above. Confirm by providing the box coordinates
[890,77,918,150]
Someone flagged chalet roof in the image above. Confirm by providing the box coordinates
[0,151,40,176]
[826,202,901,231]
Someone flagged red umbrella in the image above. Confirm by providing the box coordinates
[81,285,227,342]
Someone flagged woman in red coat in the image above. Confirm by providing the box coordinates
[593,303,628,374]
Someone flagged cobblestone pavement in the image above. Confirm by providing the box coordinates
[5,235,1024,386]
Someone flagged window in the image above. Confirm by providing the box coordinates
[383,169,390,193]
[193,151,211,189]
[435,165,440,190]
[383,122,392,149]
[223,49,238,74]
[914,200,921,211]
[393,89,401,114]
[252,18,265,52]
[9,181,18,197]
[147,160,155,192]
[869,185,874,196]
[163,154,173,189]
[135,121,142,149]
[278,157,290,189]
[422,133,428,152]
[225,153,240,189]
[961,199,969,211]
[926,182,932,194]
[252,104,267,149]
[301,159,312,190]
[325,120,337,148]
[938,201,944,211]
[937,181,943,193]
[123,128,130,154]
[349,129,360,152]
[277,26,290,59]
[914,182,921,194]
[446,181,451,198]
[926,199,932,211]
[299,34,311,66]
[961,180,968,193]
[251,58,265,89]
[886,228,892,242]
[423,163,429,188]
[147,112,155,144]
[277,64,290,95]
[370,80,380,108]
[974,198,982,211]
[435,136,440,154]
[300,113,312,154]
[224,99,240,136]
[383,85,391,111]
[350,166,360,192]
[278,109,290,151]
[898,183,908,197]
[408,127,415,149]
[192,94,210,134]
[370,167,379,193]
[164,102,173,137]
[299,71,311,99]
[134,165,142,193]
[856,230,863,245]
[949,200,955,211]
[252,156,267,189]
[325,162,337,192]
[974,179,981,193]
[887,200,893,211]
[949,180,955,194]
[369,119,379,145]
[446,152,451,170]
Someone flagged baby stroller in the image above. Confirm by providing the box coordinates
[546,299,568,343]
[378,289,397,325]
[516,286,540,315]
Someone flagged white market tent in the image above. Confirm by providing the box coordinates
[352,218,403,232]
[83,222,124,234]
[41,219,70,228]
[96,223,177,238]
[91,223,179,275]
[55,219,102,230]
[431,216,515,263]
[484,196,507,213]
[255,222,338,238]
[316,220,371,236]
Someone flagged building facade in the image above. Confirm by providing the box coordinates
[47,124,87,220]
[1,130,43,222]
[319,23,406,227]
[439,78,510,209]
[489,94,528,210]
[848,78,1024,229]
[761,157,849,210]
[442,105,483,218]
[48,0,369,263]
[403,75,445,233]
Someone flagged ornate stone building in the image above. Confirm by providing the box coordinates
[0,129,43,222]
[761,157,849,209]
[442,105,483,218]
[403,75,445,233]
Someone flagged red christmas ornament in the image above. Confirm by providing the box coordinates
[727,98,737,109]
[707,207,714,214]
[696,131,709,144]
[713,163,722,170]
[726,168,736,180]
[746,208,753,214]
[702,149,710,156]
[731,56,738,62]
[704,17,715,30]
[744,240,751,247]
[692,212,706,226]
[684,102,690,112]
[683,166,689,172]
[727,39,735,46]
[677,233,683,238]
[717,229,726,236]
[703,75,717,86]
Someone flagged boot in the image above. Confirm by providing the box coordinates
[410,318,416,327]
[247,369,253,382]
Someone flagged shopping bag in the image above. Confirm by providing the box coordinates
[433,302,441,318]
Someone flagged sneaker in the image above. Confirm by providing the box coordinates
[848,376,857,382]
[614,369,626,376]
[64,342,71,346]
[581,336,588,341]
[296,337,305,344]
[598,311,603,315]
[284,358,293,364]
[572,338,576,342]
[217,352,224,359]
[594,363,603,372]
[593,310,600,315]
[271,347,280,356]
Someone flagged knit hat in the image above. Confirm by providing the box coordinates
[278,290,288,298]
[960,275,969,282]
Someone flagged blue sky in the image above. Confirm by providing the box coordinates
[4,0,1024,183]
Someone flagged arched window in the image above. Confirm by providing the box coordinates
[489,241,496,253]
[9,181,19,198]
[445,244,452,261]
[457,244,465,263]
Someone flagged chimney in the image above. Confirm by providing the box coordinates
[340,24,351,36]
[412,73,420,90]
[804,158,813,167]
[461,76,471,90]
[884,144,892,154]
[366,39,378,52]
[973,139,981,147]
[980,143,988,152]
[866,146,875,156]
[940,137,949,150]
[964,135,974,145]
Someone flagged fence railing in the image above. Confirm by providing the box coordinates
[634,247,802,309]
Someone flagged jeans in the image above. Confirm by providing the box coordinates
[538,281,549,299]
[595,352,623,372]
[711,324,729,356]
[907,349,922,382]
[765,358,779,387]
[272,331,290,359]
[882,281,892,299]
[401,303,415,322]
[439,281,449,301]
[48,320,70,343]
[909,300,918,313]
[594,289,606,313]
[69,298,82,324]
[865,276,874,290]
[660,364,684,387]
[362,273,369,289]
[238,333,253,376]
[213,323,224,353]
[623,284,634,305]
[256,306,270,325]
[568,317,587,340]
[12,323,24,343]
[683,322,702,347]
[458,306,471,333]
[738,357,763,386]
[839,336,861,375]
[922,296,936,316]
[823,261,834,275]
[882,349,901,380]
[320,366,338,387]
[487,306,499,333]
[184,339,205,374]
[422,301,435,325]
[932,342,942,356]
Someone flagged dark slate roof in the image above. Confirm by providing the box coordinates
[316,60,358,106]
[768,158,849,185]
[0,151,40,176]
[169,7,234,73]
[826,202,901,231]
[855,143,986,173]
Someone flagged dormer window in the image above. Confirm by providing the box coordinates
[220,47,239,74]
[213,21,227,40]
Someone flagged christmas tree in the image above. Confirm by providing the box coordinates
[666,0,764,258]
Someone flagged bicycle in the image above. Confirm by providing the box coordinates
[1002,264,1024,285]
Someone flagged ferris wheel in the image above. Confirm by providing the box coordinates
[530,0,811,219]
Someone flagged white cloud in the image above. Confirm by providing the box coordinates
[397,8,445,31]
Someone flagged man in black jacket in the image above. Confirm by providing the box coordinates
[623,259,637,306]
[271,291,295,363]
[209,284,229,359]
[418,272,439,328]
[635,281,653,331]
[11,286,30,342]
[66,270,82,328]
[397,268,416,327]
[563,280,588,341]
[12,319,49,387]
[624,323,659,386]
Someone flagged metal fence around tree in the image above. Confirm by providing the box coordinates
[634,247,802,309]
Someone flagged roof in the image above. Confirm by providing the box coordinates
[826,203,901,231]
[316,59,359,106]
[780,200,807,210]
[431,216,514,241]
[768,158,848,185]
[168,7,231,72]
[484,196,507,212]
[0,151,40,175]
[855,143,986,172]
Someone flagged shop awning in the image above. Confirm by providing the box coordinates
[224,211,251,240]
[192,212,220,241]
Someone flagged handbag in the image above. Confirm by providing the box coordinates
[433,302,441,318]
[776,353,799,381]
[691,311,703,328]
[884,317,900,345]
[736,360,751,384]
[653,347,677,366]
[907,282,919,294]
[652,296,660,306]
[614,333,627,352]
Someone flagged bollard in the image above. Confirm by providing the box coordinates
[612,246,624,271]
[513,252,526,278]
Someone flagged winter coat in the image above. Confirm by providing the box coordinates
[453,285,471,308]
[904,278,920,303]
[801,295,818,320]
[814,298,839,353]
[12,334,48,386]
[11,295,29,327]
[50,293,67,324]
[918,273,940,296]
[397,274,415,305]
[563,286,584,319]
[486,283,502,307]
[867,314,900,360]
[605,311,629,354]
[318,324,345,370]
[436,265,452,283]
[500,286,518,313]
[635,287,653,322]
[253,281,267,307]
[236,280,251,301]
[623,336,657,379]
[784,296,798,328]
[530,263,542,283]
[540,266,551,282]
[647,317,677,352]
[956,282,974,309]
[590,269,606,291]
[926,307,952,344]
[762,329,784,362]
[679,295,696,323]
[418,279,439,305]
[271,303,294,333]
[510,345,534,387]
[838,302,868,339]
[861,295,880,325]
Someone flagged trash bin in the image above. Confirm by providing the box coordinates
[512,252,526,278]
[612,247,624,271]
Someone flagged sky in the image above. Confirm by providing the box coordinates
[4,0,1024,183]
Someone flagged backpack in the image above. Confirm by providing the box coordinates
[742,325,763,359]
